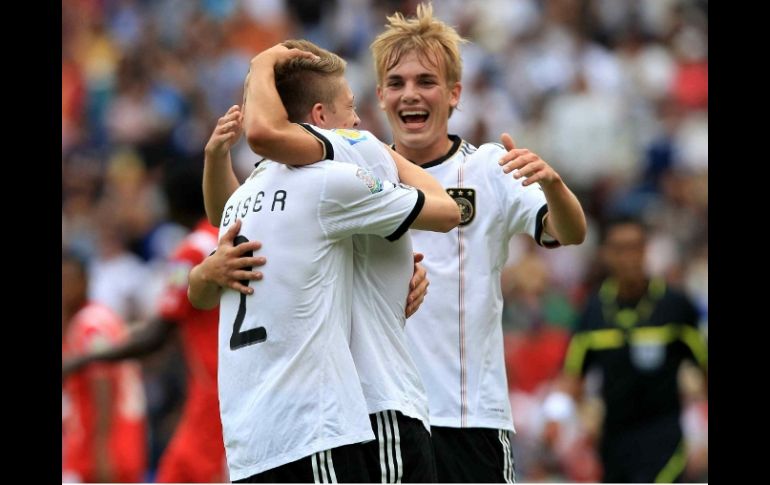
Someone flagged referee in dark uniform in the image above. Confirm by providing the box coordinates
[562,216,707,483]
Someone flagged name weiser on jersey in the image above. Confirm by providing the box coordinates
[222,189,288,226]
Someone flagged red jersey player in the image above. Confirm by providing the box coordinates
[62,251,147,482]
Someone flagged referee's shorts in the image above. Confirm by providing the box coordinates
[601,413,685,483]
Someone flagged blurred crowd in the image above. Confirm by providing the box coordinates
[62,0,707,482]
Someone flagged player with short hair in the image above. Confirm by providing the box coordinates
[189,44,458,482]
[370,3,587,482]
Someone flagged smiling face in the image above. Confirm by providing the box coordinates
[377,50,461,164]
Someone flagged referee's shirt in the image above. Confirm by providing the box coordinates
[217,159,424,480]
[405,136,556,431]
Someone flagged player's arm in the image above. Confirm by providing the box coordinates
[386,145,460,232]
[497,133,586,245]
[93,375,115,482]
[204,106,244,226]
[62,319,174,378]
[243,44,326,165]
[188,219,265,310]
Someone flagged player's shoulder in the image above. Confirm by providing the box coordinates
[300,124,375,144]
[321,161,392,197]
[327,128,379,146]
[465,141,506,163]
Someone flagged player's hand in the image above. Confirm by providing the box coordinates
[205,105,243,160]
[203,219,266,295]
[406,253,429,319]
[250,44,319,69]
[497,133,562,187]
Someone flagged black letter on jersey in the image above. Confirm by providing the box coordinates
[223,205,233,226]
[252,191,264,212]
[229,235,267,350]
[272,190,287,211]
[241,197,251,218]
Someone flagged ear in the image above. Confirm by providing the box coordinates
[449,81,462,109]
[310,103,326,127]
[376,86,386,111]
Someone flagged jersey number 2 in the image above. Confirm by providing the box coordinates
[230,235,267,350]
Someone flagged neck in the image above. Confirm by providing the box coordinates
[394,135,455,165]
[616,275,648,301]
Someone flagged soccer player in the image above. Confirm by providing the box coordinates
[188,45,458,482]
[61,144,259,481]
[369,3,587,482]
[201,41,461,482]
[557,216,707,482]
[62,250,147,483]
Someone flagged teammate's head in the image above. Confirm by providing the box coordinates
[371,2,466,157]
[275,39,360,129]
[62,249,89,316]
[600,215,648,282]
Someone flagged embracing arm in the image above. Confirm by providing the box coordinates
[188,219,266,310]
[387,146,460,232]
[62,319,173,378]
[243,45,324,165]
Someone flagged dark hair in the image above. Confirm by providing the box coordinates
[600,214,648,244]
[162,159,205,228]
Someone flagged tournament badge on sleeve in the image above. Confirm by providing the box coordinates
[447,188,476,225]
[333,128,368,145]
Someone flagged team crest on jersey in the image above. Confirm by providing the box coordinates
[356,167,383,194]
[447,188,476,225]
[333,129,367,145]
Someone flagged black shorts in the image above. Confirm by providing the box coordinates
[233,442,370,483]
[431,426,516,483]
[601,414,685,483]
[362,410,437,483]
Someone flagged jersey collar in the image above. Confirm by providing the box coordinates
[390,135,463,169]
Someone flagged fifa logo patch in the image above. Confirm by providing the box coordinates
[333,129,367,145]
[356,168,383,194]
[447,188,475,225]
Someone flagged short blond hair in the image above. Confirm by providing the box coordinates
[370,2,467,86]
[275,39,347,122]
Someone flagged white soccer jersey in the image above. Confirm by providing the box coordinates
[405,136,558,431]
[217,159,424,480]
[301,125,431,430]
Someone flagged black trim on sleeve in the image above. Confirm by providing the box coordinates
[534,204,561,248]
[386,189,425,241]
[298,123,334,160]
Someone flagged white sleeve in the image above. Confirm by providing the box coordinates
[481,143,557,247]
[319,162,424,242]
[299,124,399,181]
